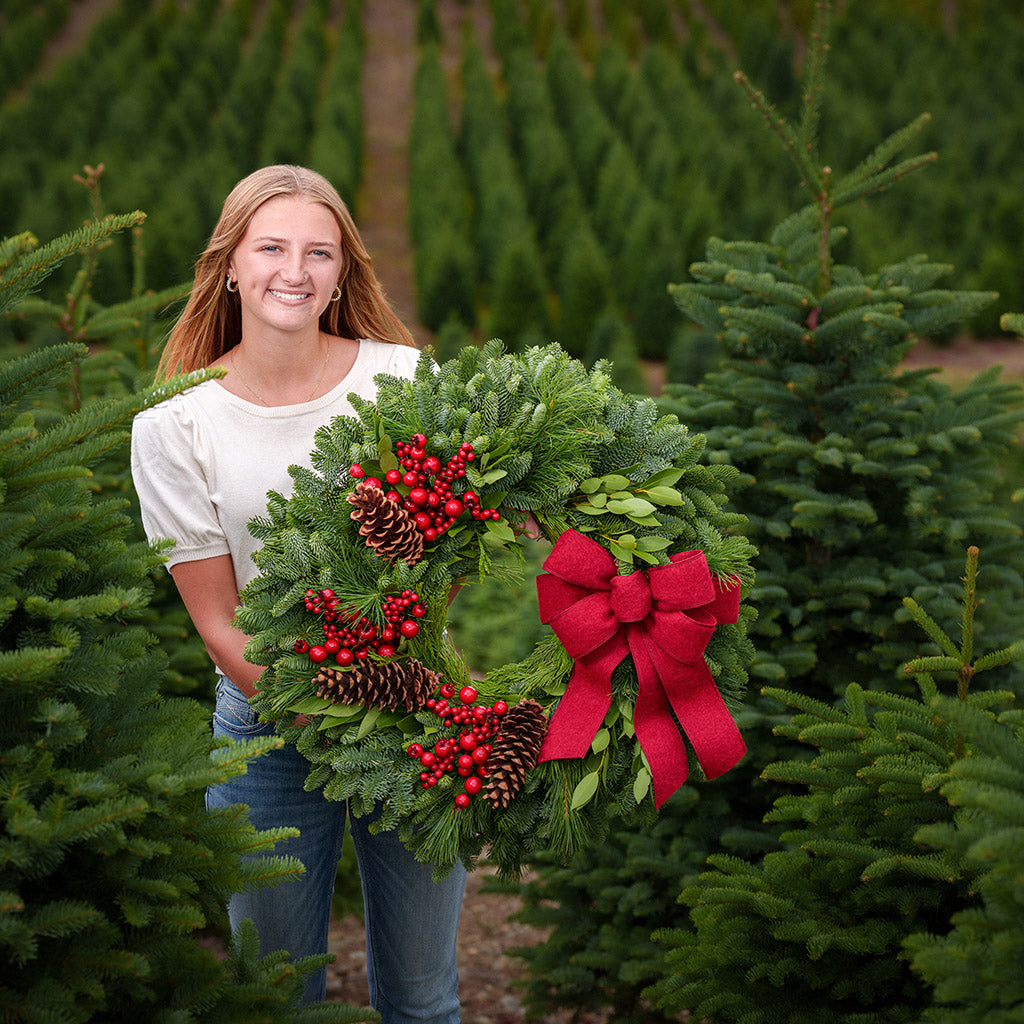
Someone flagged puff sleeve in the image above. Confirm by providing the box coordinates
[130,396,230,569]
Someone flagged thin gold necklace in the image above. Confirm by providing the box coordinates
[229,342,330,406]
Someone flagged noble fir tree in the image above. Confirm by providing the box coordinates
[649,547,1024,1023]
[1,166,214,703]
[0,218,377,1021]
[500,4,1024,1020]
[903,684,1024,1022]
[655,0,1023,695]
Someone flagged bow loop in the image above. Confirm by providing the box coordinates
[536,529,746,808]
[649,549,717,609]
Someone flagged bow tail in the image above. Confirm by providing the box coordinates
[631,625,747,807]
[538,645,621,763]
[629,625,691,809]
[662,657,747,783]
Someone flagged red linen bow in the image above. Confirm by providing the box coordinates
[536,529,746,808]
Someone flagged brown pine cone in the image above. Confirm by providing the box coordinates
[315,658,439,712]
[483,698,548,809]
[347,481,424,565]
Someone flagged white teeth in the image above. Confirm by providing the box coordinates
[270,289,311,301]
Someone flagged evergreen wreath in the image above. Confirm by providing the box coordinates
[236,342,756,878]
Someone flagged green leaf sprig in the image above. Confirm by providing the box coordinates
[574,468,688,564]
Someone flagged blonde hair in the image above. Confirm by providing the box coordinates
[157,165,415,379]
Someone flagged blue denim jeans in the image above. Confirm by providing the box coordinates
[206,676,466,1019]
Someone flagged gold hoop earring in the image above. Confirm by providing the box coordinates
[331,284,342,302]
[226,276,238,293]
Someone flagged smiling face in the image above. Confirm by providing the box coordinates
[226,194,343,341]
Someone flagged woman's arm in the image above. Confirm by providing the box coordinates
[170,554,263,698]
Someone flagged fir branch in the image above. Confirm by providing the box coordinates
[1000,312,1024,337]
[902,596,960,659]
[798,0,832,159]
[10,367,219,479]
[0,212,146,316]
[974,641,1024,672]
[0,230,38,273]
[75,282,190,338]
[833,151,939,209]
[732,72,820,200]
[0,342,89,410]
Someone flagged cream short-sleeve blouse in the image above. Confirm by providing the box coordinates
[131,338,422,591]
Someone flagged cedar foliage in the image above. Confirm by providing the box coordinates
[500,5,1024,1020]
[0,219,376,1023]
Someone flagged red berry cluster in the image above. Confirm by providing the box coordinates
[382,591,428,631]
[349,433,500,543]
[406,684,509,810]
[294,587,427,667]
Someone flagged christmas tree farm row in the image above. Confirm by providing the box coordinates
[1,0,1022,341]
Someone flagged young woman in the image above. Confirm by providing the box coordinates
[131,165,465,1019]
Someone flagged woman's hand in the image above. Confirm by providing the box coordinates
[515,512,543,541]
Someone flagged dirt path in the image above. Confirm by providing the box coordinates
[903,334,1024,385]
[28,0,118,83]
[356,0,432,351]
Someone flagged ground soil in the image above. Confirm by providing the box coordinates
[901,332,1024,384]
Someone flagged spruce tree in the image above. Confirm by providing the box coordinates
[583,311,648,397]
[501,4,1024,1018]
[414,222,476,333]
[516,116,585,276]
[430,314,474,364]
[545,29,616,205]
[486,229,550,350]
[309,19,365,206]
[409,46,476,333]
[0,219,376,1022]
[664,325,724,386]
